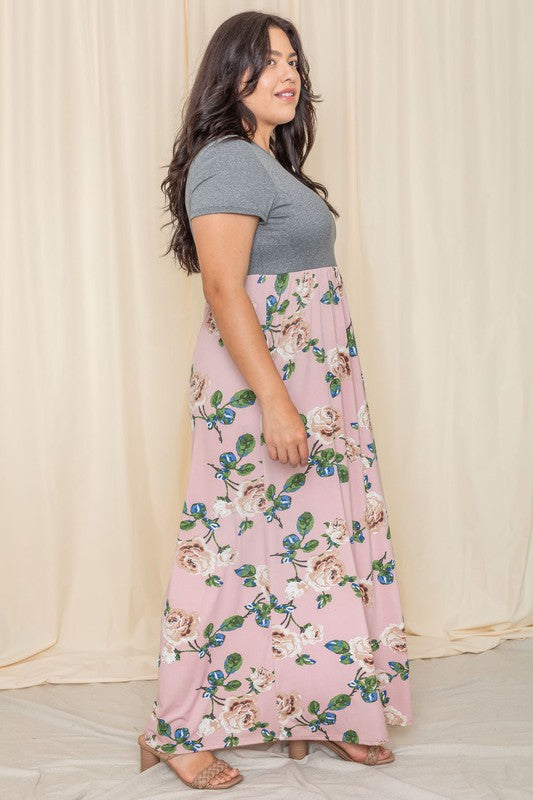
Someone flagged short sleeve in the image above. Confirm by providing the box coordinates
[185,138,277,223]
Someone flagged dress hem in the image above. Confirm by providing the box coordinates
[143,720,413,754]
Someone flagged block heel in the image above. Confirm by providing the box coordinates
[322,740,395,765]
[137,734,244,789]
[288,740,309,759]
[140,741,161,771]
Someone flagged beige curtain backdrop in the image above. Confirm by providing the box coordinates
[1,0,531,689]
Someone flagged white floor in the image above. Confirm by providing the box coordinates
[1,637,532,799]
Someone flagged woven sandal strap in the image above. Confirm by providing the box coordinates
[191,759,228,789]
[365,745,380,765]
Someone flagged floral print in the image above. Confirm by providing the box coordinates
[143,264,412,755]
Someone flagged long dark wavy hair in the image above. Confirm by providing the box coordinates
[160,10,339,275]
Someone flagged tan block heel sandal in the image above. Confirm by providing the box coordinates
[288,739,395,765]
[138,734,244,789]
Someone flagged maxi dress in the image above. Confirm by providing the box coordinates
[143,135,413,755]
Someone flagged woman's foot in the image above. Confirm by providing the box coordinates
[333,741,393,763]
[167,749,241,787]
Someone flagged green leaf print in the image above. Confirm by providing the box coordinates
[346,322,357,353]
[298,412,308,428]
[342,730,360,743]
[325,639,351,655]
[317,592,333,609]
[236,570,259,588]
[229,389,256,408]
[235,564,256,578]
[321,289,337,305]
[224,680,242,691]
[191,386,258,442]
[327,375,341,397]
[308,700,320,715]
[236,462,255,475]
[160,743,178,753]
[210,389,222,408]
[236,433,255,456]
[282,360,296,381]
[224,652,243,675]
[295,653,316,666]
[389,660,410,680]
[328,694,352,711]
[296,511,314,536]
[302,539,319,552]
[238,519,253,535]
[220,615,245,631]
[275,273,289,295]
[360,674,379,692]
[282,473,306,492]
[157,718,172,737]
[337,464,349,483]
[339,653,354,665]
[320,279,342,305]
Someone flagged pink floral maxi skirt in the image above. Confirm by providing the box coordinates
[143,264,413,754]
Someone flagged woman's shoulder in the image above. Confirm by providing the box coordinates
[185,136,277,222]
[190,135,260,173]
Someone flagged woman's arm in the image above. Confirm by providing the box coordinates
[191,212,309,468]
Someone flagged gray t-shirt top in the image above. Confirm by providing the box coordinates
[185,135,337,275]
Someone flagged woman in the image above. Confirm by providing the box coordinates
[138,10,413,790]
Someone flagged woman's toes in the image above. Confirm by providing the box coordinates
[227,768,241,779]
[211,766,239,785]
[221,771,239,784]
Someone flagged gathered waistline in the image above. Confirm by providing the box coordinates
[246,264,337,277]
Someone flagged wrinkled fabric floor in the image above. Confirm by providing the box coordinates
[1,637,532,799]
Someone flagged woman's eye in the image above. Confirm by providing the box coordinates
[267,59,299,68]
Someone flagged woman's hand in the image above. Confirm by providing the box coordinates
[261,395,309,467]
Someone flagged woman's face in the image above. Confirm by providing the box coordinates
[239,26,301,131]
